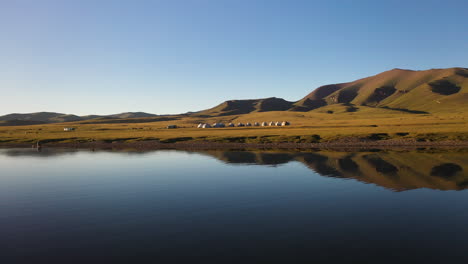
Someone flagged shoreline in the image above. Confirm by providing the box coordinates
[2,139,468,151]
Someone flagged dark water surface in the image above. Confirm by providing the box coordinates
[1,148,468,262]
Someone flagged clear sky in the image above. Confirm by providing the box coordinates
[1,0,467,115]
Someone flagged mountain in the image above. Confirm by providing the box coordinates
[1,67,466,125]
[290,84,343,111]
[0,120,48,126]
[293,67,468,113]
[195,67,468,115]
[193,97,293,117]
[105,112,157,119]
[0,111,157,125]
[0,112,84,123]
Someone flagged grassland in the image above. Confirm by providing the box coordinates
[1,67,466,147]
[1,105,467,146]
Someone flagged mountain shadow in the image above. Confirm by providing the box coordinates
[431,163,463,178]
[429,79,461,95]
[363,154,398,175]
[365,86,397,105]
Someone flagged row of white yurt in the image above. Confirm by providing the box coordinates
[197,123,212,128]
[198,121,290,128]
[212,123,225,128]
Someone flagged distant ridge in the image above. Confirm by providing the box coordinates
[1,67,467,125]
[106,112,157,119]
[0,112,157,125]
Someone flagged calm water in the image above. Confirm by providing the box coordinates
[1,148,468,262]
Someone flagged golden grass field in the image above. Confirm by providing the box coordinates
[1,67,466,145]
[1,105,467,144]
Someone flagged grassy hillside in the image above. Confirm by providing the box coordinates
[194,97,293,117]
[293,67,468,113]
[0,112,73,122]
[0,120,48,126]
[0,111,157,124]
[105,112,158,119]
[291,84,344,111]
[195,67,468,115]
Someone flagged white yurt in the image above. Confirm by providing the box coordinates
[237,123,245,127]
[254,122,260,126]
[202,123,212,128]
[269,121,275,126]
[228,123,235,127]
[261,122,268,126]
[197,123,204,128]
[281,121,290,126]
[212,123,225,128]
[245,122,252,126]
[275,121,282,126]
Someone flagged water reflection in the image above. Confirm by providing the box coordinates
[1,148,467,191]
[195,149,468,191]
[0,147,82,157]
[1,147,468,262]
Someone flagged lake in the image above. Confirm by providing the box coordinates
[1,148,468,262]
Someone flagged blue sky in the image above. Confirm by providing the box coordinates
[1,0,467,115]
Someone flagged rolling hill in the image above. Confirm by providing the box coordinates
[295,67,468,113]
[1,67,466,126]
[105,112,158,119]
[0,112,157,126]
[0,112,80,123]
[196,67,468,116]
[193,97,293,117]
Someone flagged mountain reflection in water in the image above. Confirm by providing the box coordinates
[194,149,468,191]
[3,148,466,192]
[2,147,468,262]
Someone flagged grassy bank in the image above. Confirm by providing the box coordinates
[1,110,467,145]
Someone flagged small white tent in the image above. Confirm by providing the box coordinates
[212,123,225,128]
[261,122,268,126]
[269,121,275,126]
[281,121,290,126]
[245,122,252,126]
[254,122,260,126]
[237,123,245,127]
[202,123,212,128]
[197,123,204,128]
[228,123,235,127]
